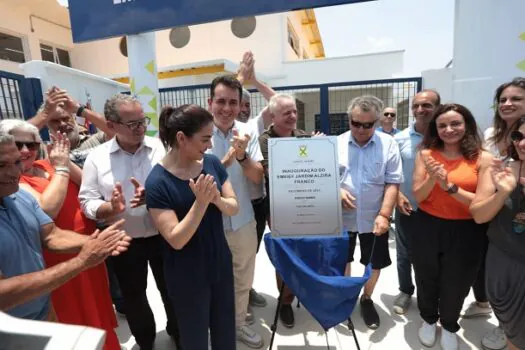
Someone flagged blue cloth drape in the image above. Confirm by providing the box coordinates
[264,234,371,330]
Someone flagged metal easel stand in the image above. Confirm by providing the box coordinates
[269,282,285,350]
[347,318,361,350]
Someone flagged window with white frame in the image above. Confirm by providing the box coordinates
[40,43,71,67]
[0,31,26,63]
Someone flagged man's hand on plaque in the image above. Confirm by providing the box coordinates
[372,215,390,236]
[311,131,325,137]
[340,189,356,210]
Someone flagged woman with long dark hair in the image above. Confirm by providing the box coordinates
[470,116,525,350]
[466,77,525,350]
[411,103,491,350]
[145,104,239,350]
[484,78,525,157]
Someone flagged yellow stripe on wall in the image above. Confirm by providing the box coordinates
[113,64,226,84]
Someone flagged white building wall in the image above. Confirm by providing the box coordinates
[422,68,453,103]
[20,61,128,115]
[278,51,404,86]
[0,0,72,74]
[72,14,286,78]
[423,0,525,132]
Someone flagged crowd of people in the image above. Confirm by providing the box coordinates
[0,49,524,350]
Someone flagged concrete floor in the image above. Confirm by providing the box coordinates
[116,230,498,350]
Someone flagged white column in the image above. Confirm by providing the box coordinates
[451,0,525,130]
[127,32,159,137]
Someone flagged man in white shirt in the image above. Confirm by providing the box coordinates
[338,95,403,330]
[78,94,179,350]
[207,75,265,349]
[234,51,276,312]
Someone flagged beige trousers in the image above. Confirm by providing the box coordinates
[225,220,257,327]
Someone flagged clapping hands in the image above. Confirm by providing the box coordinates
[189,174,220,206]
[423,154,448,190]
[230,128,250,159]
[48,132,70,169]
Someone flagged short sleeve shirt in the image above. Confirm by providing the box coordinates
[70,132,107,169]
[338,130,403,233]
[394,124,423,209]
[377,127,400,136]
[145,154,232,292]
[0,189,53,320]
[207,121,263,231]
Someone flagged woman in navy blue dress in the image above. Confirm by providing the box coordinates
[145,104,239,350]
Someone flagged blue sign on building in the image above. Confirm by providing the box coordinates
[68,0,373,43]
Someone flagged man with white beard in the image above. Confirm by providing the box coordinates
[28,87,115,168]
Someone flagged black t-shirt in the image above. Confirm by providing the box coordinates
[486,185,525,263]
[145,154,232,292]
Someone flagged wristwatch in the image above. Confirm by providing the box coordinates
[76,105,87,117]
[236,152,248,162]
[446,183,459,194]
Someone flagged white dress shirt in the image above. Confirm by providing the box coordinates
[338,130,403,233]
[246,112,266,200]
[207,120,263,231]
[79,136,166,238]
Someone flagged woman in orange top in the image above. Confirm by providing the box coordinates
[412,104,492,350]
[3,120,120,350]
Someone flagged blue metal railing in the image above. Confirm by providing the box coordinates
[158,77,422,135]
[0,70,43,121]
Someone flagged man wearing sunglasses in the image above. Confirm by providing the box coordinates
[377,107,400,136]
[337,95,403,330]
[79,94,181,350]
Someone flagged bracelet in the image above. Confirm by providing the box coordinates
[54,166,70,174]
[54,171,70,177]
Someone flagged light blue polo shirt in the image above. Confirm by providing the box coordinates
[394,124,423,209]
[0,189,53,320]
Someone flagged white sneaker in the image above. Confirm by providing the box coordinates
[441,329,459,350]
[418,321,437,347]
[462,301,492,318]
[236,325,264,349]
[482,326,507,350]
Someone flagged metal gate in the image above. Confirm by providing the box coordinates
[159,77,422,135]
[0,70,43,121]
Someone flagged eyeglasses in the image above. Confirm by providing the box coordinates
[350,120,375,130]
[15,141,41,151]
[118,117,151,130]
[383,112,396,118]
[510,130,525,143]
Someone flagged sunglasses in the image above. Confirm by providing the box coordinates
[383,112,396,118]
[15,141,41,151]
[510,130,525,143]
[350,120,375,130]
